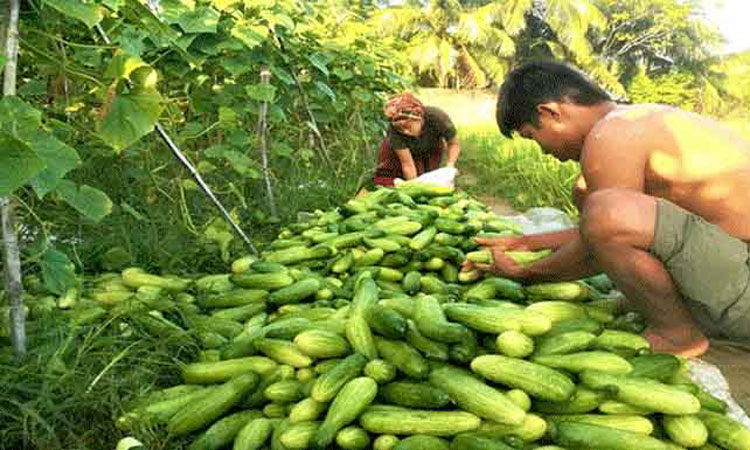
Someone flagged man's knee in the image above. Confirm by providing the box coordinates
[580,188,656,249]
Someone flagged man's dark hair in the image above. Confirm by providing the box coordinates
[496,60,612,137]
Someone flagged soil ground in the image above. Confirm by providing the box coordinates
[701,341,750,413]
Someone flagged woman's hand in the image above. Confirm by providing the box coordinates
[464,236,530,280]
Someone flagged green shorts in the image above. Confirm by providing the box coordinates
[650,199,750,341]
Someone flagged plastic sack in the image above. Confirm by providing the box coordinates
[500,207,577,235]
[394,167,458,188]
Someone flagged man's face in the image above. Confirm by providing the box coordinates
[393,117,424,137]
[518,121,579,161]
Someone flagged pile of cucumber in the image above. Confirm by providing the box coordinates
[13,182,750,450]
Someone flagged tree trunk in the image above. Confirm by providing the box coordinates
[1,0,27,359]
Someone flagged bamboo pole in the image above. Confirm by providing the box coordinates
[1,0,27,358]
[257,67,278,217]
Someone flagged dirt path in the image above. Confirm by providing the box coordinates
[701,341,750,414]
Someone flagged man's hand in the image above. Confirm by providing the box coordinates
[464,236,530,280]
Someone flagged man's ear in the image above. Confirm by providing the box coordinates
[536,102,562,121]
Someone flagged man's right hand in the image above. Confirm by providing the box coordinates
[464,236,532,280]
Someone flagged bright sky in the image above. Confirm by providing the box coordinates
[700,0,750,54]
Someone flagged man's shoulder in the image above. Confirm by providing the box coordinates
[596,104,671,130]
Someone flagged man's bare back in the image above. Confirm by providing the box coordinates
[583,104,750,241]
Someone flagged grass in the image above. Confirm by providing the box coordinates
[418,88,580,217]
[0,308,200,450]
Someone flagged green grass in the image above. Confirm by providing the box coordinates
[0,309,200,450]
[456,123,580,217]
[418,88,580,216]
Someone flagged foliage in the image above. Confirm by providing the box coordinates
[627,67,698,110]
[370,0,607,89]
[0,310,199,450]
[10,0,411,281]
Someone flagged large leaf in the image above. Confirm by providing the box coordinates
[177,6,219,33]
[0,133,44,197]
[0,97,43,140]
[307,53,330,76]
[28,131,81,198]
[98,89,163,151]
[246,83,277,102]
[40,248,77,296]
[231,20,269,49]
[56,180,113,222]
[44,0,104,28]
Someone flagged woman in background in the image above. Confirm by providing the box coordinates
[373,93,461,187]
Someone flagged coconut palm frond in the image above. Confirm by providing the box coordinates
[584,57,626,97]
[455,13,483,42]
[437,38,459,87]
[473,49,511,84]
[486,27,516,58]
[410,34,442,75]
[501,0,533,36]
[458,46,489,88]
[371,6,426,38]
[543,0,606,62]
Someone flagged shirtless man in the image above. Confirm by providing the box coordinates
[471,60,750,357]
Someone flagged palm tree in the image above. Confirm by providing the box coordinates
[370,0,611,89]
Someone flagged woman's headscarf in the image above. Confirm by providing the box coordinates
[384,93,425,122]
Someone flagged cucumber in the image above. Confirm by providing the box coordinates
[314,377,378,448]
[580,370,700,415]
[168,372,259,436]
[553,421,670,450]
[359,406,481,436]
[381,381,451,409]
[311,353,368,403]
[187,410,262,450]
[471,354,575,402]
[430,365,525,426]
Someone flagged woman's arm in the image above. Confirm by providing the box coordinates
[444,137,460,168]
[394,148,418,180]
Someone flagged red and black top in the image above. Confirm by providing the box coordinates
[374,106,456,185]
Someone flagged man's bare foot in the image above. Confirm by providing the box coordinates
[644,327,710,358]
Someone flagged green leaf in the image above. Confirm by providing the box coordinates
[105,51,148,81]
[0,55,5,72]
[307,53,330,76]
[102,0,125,10]
[315,81,336,101]
[98,89,163,151]
[114,27,148,57]
[28,131,81,198]
[223,53,255,76]
[56,180,113,222]
[212,0,241,11]
[120,202,147,221]
[218,106,238,128]
[270,66,295,85]
[40,248,77,296]
[0,133,44,197]
[43,0,104,28]
[0,97,43,140]
[18,80,47,96]
[160,0,195,25]
[231,21,268,49]
[333,67,353,80]
[177,6,219,33]
[245,83,276,102]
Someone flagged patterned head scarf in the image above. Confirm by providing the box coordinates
[384,93,425,122]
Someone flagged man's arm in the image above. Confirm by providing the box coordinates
[474,229,598,282]
[394,148,418,180]
[518,231,600,282]
[444,137,460,168]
